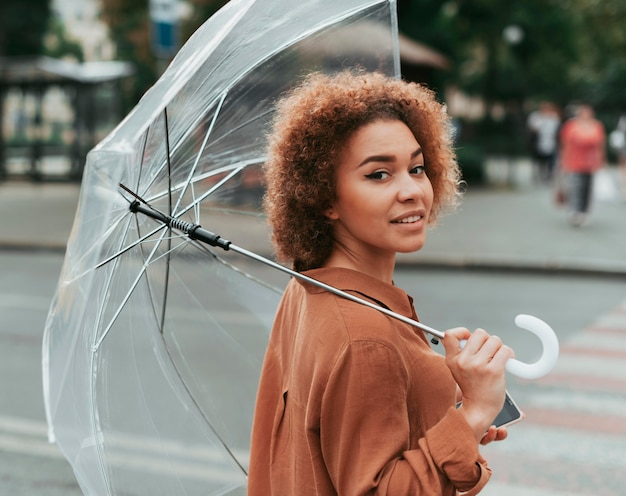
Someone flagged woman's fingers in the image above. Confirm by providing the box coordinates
[480,426,508,445]
[490,342,515,368]
[445,328,513,370]
[442,327,472,356]
[459,329,515,365]
[464,329,507,358]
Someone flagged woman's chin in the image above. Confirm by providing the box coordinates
[397,239,426,254]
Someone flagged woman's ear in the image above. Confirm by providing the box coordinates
[324,205,339,220]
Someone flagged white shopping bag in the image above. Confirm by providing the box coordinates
[593,168,621,203]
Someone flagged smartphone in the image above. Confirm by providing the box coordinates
[492,391,523,428]
[456,390,523,429]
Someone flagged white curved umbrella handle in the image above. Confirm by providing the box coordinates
[506,314,559,380]
[460,314,559,380]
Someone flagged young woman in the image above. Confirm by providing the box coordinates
[248,71,514,495]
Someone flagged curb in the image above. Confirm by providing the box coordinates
[3,241,625,280]
[395,257,626,280]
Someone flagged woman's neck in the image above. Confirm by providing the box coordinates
[322,247,396,284]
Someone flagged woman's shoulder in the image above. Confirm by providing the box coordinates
[281,267,420,345]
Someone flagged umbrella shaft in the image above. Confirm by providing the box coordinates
[228,243,445,342]
[129,200,444,341]
[130,201,232,250]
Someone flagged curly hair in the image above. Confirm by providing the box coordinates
[263,70,461,271]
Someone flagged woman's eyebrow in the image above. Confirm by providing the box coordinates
[411,147,423,159]
[357,147,423,167]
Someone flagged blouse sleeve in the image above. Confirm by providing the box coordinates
[320,340,490,495]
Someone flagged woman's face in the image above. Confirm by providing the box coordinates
[326,119,434,265]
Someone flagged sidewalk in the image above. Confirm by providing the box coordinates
[1,174,625,276]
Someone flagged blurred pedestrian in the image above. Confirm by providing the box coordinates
[527,101,561,182]
[558,103,606,226]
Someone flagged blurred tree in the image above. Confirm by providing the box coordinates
[180,0,228,41]
[444,0,577,108]
[0,0,51,56]
[100,0,157,106]
[397,0,458,92]
[99,0,229,107]
[43,15,85,62]
[566,0,626,115]
[399,0,626,113]
[98,0,626,133]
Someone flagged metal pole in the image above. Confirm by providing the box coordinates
[129,199,445,342]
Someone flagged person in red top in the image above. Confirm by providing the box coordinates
[559,103,606,226]
[248,70,514,495]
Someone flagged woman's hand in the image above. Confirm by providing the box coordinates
[480,426,508,445]
[456,386,515,445]
[444,327,515,443]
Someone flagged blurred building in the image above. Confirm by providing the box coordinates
[0,57,134,181]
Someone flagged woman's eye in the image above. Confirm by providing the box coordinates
[365,171,390,180]
[410,165,426,175]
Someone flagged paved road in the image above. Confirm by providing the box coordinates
[2,253,625,495]
[1,172,625,495]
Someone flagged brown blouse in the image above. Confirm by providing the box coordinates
[249,267,490,495]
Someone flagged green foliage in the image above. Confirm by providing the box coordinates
[455,142,485,186]
[452,0,579,105]
[0,0,51,56]
[180,0,228,41]
[398,0,626,111]
[100,0,157,107]
[99,0,229,108]
[43,15,84,62]
[93,0,626,143]
[566,0,626,113]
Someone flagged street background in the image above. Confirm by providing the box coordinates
[1,164,625,495]
[2,0,626,493]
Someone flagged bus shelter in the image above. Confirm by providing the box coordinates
[0,56,135,181]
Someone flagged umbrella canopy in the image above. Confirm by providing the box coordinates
[42,0,401,494]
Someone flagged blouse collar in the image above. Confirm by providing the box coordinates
[298,267,415,318]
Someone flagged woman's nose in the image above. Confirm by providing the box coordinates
[397,173,424,202]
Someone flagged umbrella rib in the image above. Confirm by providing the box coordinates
[130,197,252,476]
[193,239,281,293]
[86,206,166,493]
[94,223,166,270]
[140,90,227,206]
[157,318,251,477]
[135,124,150,201]
[93,228,169,351]
[172,91,228,218]
[94,185,190,271]
[104,199,253,476]
[115,160,249,253]
[98,163,240,271]
[136,240,252,478]
[176,165,246,221]
[163,107,174,334]
[91,225,253,480]
[139,158,265,209]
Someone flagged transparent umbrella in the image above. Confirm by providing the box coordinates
[42,0,402,494]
